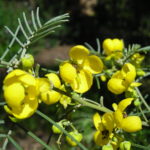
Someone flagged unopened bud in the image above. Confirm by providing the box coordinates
[102,144,113,150]
[21,54,34,69]
[120,141,131,150]
[100,75,107,82]
[66,131,83,146]
[134,99,141,107]
[52,122,63,134]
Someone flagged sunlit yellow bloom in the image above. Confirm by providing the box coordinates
[103,38,124,59]
[93,112,115,146]
[107,63,137,94]
[59,45,103,93]
[113,98,142,132]
[3,69,38,119]
[37,73,61,105]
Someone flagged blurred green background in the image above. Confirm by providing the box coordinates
[0,0,150,150]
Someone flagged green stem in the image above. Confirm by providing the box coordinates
[139,106,148,122]
[72,94,112,113]
[36,110,88,150]
[16,123,52,150]
[132,143,149,150]
[53,87,112,113]
[135,87,150,111]
[7,135,23,150]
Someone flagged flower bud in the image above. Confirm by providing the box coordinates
[21,54,34,69]
[52,122,63,134]
[102,144,113,150]
[134,99,141,107]
[66,131,83,146]
[100,75,107,82]
[120,141,131,150]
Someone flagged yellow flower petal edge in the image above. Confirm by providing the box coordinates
[46,73,61,88]
[107,78,126,95]
[4,69,26,84]
[83,55,104,74]
[4,82,25,108]
[121,116,142,132]
[118,98,134,112]
[4,98,38,119]
[69,45,89,65]
[93,112,101,130]
[70,70,93,93]
[59,62,77,83]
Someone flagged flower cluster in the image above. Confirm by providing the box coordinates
[93,98,142,148]
[2,37,147,149]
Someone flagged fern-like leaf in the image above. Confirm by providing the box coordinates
[0,7,69,69]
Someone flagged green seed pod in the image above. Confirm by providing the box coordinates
[21,54,34,69]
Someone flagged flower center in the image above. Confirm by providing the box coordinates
[102,130,109,139]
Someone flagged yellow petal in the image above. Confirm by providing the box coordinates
[114,109,123,128]
[4,105,13,115]
[69,45,89,65]
[94,131,109,146]
[4,69,26,84]
[118,98,134,112]
[18,74,36,86]
[59,62,77,83]
[130,82,142,87]
[102,112,114,132]
[121,116,142,132]
[4,82,25,108]
[107,78,127,94]
[26,86,38,100]
[46,73,61,88]
[103,39,114,55]
[36,78,50,93]
[93,112,101,130]
[112,39,124,51]
[112,103,118,111]
[41,90,61,105]
[83,55,103,74]
[121,63,136,84]
[71,70,93,93]
[8,98,38,119]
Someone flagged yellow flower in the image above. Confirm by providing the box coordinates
[103,38,124,59]
[37,73,61,105]
[93,112,115,146]
[107,63,136,94]
[113,98,142,132]
[3,69,38,119]
[59,45,103,93]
